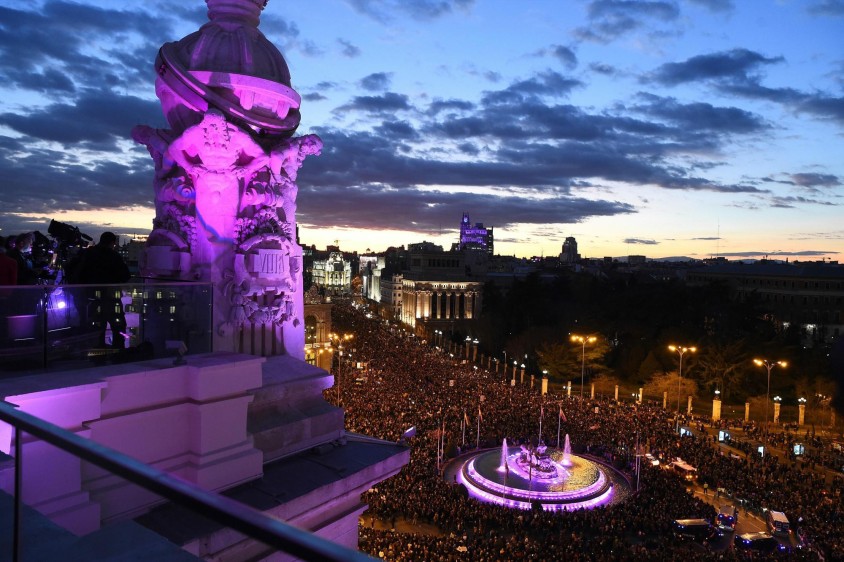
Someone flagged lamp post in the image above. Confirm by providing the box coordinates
[571,335,597,399]
[798,397,806,426]
[668,345,697,416]
[753,358,787,458]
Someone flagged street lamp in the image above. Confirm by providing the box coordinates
[571,335,597,399]
[668,345,697,416]
[753,358,787,457]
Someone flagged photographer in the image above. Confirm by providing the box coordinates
[75,232,131,348]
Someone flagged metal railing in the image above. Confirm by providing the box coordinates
[0,402,373,562]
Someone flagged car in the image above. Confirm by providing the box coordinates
[734,532,788,553]
[673,518,718,543]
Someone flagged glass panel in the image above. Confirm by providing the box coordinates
[0,282,212,375]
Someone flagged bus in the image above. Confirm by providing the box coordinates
[767,511,790,536]
[670,459,698,481]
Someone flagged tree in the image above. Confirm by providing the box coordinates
[536,334,611,384]
[643,371,699,411]
[694,341,749,402]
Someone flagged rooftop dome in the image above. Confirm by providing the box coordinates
[155,0,301,137]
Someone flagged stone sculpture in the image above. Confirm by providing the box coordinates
[133,0,321,357]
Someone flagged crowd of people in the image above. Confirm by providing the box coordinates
[325,301,843,561]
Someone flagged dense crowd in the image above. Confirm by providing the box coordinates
[326,301,843,561]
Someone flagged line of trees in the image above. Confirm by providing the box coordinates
[467,270,839,407]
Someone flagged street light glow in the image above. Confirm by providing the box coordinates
[571,334,597,399]
[668,344,697,418]
[753,358,787,459]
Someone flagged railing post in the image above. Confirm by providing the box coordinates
[14,426,22,562]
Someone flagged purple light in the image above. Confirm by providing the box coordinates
[454,446,620,511]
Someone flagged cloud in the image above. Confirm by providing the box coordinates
[788,173,841,188]
[574,0,680,43]
[623,238,659,245]
[632,94,769,134]
[543,45,578,70]
[334,92,414,114]
[718,250,838,257]
[337,38,361,58]
[808,0,844,16]
[768,195,838,209]
[722,82,844,125]
[344,0,475,23]
[297,183,636,233]
[0,91,164,147]
[688,0,734,12]
[589,62,618,76]
[359,72,393,92]
[649,49,783,86]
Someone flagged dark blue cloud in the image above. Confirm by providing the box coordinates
[649,49,783,86]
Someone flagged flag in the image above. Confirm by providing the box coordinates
[402,426,416,439]
[559,407,567,422]
[540,405,544,418]
[478,406,483,422]
[464,410,470,426]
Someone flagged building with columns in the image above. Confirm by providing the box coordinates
[400,250,483,331]
[312,251,352,293]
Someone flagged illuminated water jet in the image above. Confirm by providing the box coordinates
[454,435,624,511]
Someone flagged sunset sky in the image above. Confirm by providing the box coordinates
[0,0,842,260]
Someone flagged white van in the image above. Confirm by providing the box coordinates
[767,510,790,536]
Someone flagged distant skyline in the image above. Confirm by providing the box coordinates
[0,0,842,260]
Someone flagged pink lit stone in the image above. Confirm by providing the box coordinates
[134,0,320,358]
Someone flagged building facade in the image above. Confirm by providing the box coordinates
[458,212,494,256]
[686,261,844,344]
[399,250,483,330]
[311,251,352,293]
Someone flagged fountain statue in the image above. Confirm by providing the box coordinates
[454,434,624,511]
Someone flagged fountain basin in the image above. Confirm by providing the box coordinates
[454,446,619,511]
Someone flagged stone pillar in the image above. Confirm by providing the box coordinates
[712,398,721,422]
[591,383,595,400]
[541,377,548,396]
[520,366,525,384]
[799,403,806,426]
[663,391,668,409]
[773,401,781,424]
[745,402,750,422]
[567,381,572,397]
[530,374,535,389]
[638,387,643,404]
[614,385,619,401]
[687,396,693,415]
[466,291,474,319]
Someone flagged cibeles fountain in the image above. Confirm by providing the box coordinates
[134,0,322,356]
[454,436,627,511]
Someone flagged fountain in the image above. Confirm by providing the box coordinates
[498,438,509,473]
[562,434,572,467]
[452,434,626,511]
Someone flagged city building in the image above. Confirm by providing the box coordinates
[457,212,494,256]
[400,249,483,331]
[560,236,579,264]
[686,260,844,345]
[312,251,353,294]
[379,273,403,320]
